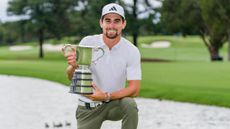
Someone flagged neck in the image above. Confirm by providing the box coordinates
[103,35,121,50]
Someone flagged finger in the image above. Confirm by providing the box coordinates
[64,51,76,57]
[72,47,76,52]
[91,83,99,91]
[67,56,75,61]
[68,60,75,63]
[64,53,72,58]
[66,54,76,61]
[84,95,94,100]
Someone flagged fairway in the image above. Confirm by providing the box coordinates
[141,62,230,107]
[0,35,230,108]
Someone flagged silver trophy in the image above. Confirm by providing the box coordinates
[63,44,104,94]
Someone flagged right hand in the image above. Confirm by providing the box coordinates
[62,46,77,68]
[65,52,77,68]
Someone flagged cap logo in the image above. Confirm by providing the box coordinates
[109,6,117,11]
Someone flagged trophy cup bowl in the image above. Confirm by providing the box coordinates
[63,44,104,94]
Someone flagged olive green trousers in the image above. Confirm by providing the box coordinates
[76,97,138,129]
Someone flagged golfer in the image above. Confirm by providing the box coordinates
[64,3,141,129]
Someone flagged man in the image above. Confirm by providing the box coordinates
[64,3,141,129]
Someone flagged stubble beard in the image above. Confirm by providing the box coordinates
[105,33,118,39]
[105,29,120,39]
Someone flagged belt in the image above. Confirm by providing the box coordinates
[78,99,103,109]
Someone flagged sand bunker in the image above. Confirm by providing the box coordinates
[1,75,230,129]
[43,44,63,51]
[9,44,64,52]
[142,41,171,48]
[9,46,32,51]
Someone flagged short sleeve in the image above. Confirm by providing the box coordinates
[79,36,91,46]
[126,48,142,80]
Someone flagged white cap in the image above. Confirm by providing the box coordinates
[101,3,125,19]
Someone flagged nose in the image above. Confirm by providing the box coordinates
[108,22,116,28]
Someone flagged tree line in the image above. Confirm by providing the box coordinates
[0,0,229,61]
[161,0,230,61]
[0,0,160,58]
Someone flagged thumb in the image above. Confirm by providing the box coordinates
[92,83,100,91]
[72,47,76,52]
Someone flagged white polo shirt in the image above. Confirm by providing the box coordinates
[77,34,141,102]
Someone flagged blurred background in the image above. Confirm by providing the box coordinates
[0,0,230,108]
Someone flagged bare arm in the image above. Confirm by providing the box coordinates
[110,80,140,100]
[66,65,77,80]
[85,80,140,101]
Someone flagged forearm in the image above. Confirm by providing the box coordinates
[84,80,140,102]
[110,80,140,100]
[66,65,77,80]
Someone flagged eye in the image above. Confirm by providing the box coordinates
[114,19,121,24]
[104,18,111,24]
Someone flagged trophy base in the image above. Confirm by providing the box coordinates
[69,91,93,95]
[69,85,93,94]
[69,65,93,94]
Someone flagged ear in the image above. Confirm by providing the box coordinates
[122,20,126,29]
[99,19,103,28]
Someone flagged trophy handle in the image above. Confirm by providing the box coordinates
[62,44,75,55]
[92,47,104,64]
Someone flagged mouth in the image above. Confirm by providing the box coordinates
[107,29,117,33]
[105,29,118,39]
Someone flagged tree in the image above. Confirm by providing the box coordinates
[0,21,22,45]
[7,0,77,58]
[199,0,227,61]
[161,0,228,61]
[123,0,160,46]
[7,0,160,51]
[211,0,230,61]
[160,0,201,35]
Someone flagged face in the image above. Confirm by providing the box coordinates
[100,13,126,39]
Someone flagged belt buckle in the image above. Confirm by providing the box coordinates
[85,103,91,110]
[78,99,103,109]
[95,102,102,107]
[85,102,102,109]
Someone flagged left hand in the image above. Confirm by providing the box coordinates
[84,83,106,101]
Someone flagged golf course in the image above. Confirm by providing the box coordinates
[1,35,230,108]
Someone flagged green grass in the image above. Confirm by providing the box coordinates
[0,60,69,85]
[0,45,64,60]
[1,35,230,108]
[141,62,230,107]
[137,35,228,61]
